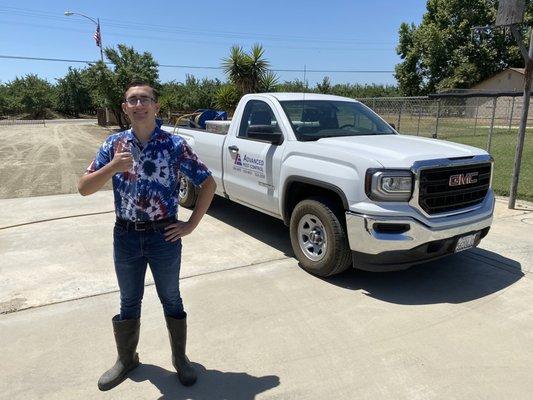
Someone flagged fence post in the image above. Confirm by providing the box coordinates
[433,99,441,138]
[372,98,376,110]
[486,97,497,153]
[508,96,515,133]
[397,101,403,132]
[473,98,479,136]
[416,103,422,136]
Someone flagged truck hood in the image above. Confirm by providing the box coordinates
[317,134,487,168]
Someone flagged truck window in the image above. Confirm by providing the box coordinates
[279,100,394,141]
[238,100,281,139]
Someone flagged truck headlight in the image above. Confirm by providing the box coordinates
[365,169,413,201]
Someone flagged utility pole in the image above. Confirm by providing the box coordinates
[64,11,108,125]
[477,0,529,209]
[508,25,532,209]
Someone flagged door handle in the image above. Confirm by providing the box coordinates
[228,145,239,153]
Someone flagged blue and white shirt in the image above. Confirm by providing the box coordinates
[86,126,211,221]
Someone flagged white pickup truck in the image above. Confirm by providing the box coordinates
[164,93,494,276]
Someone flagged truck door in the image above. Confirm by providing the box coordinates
[223,99,285,215]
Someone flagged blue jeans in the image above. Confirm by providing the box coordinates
[113,223,185,320]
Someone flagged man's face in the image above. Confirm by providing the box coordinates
[122,85,160,125]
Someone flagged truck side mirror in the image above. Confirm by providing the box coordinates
[247,126,283,145]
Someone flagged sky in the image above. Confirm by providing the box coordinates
[0,0,427,86]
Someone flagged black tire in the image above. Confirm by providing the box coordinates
[289,197,352,277]
[178,174,198,208]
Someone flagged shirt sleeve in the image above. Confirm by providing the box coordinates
[85,137,113,174]
[177,139,212,186]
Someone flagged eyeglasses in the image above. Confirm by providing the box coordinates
[124,97,155,106]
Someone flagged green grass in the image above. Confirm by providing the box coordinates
[444,131,533,202]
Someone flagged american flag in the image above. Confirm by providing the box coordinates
[93,22,101,47]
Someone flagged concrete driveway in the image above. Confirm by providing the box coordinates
[0,193,532,399]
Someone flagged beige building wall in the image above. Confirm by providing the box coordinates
[471,69,528,92]
[466,68,533,120]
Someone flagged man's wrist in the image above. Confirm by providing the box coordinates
[104,161,117,175]
[186,218,200,230]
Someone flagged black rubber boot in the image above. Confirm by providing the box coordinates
[165,315,197,386]
[97,315,140,391]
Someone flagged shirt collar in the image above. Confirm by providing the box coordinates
[127,125,164,145]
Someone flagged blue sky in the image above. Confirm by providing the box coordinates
[0,0,427,86]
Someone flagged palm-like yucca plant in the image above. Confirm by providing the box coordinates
[214,84,241,113]
[245,44,270,93]
[222,46,248,93]
[259,70,279,92]
[221,44,272,94]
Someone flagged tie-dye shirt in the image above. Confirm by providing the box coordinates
[86,126,211,221]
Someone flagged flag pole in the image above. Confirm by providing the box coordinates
[97,18,103,62]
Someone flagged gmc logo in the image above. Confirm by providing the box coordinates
[449,172,479,186]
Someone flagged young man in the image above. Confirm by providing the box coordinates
[79,81,216,390]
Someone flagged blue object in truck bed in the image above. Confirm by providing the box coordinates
[190,109,228,129]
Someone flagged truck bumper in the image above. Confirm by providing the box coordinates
[345,192,494,272]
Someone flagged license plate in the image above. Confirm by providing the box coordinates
[455,233,478,253]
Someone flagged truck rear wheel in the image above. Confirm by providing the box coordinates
[178,173,198,208]
[289,197,352,277]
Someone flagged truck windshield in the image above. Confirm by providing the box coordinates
[279,100,395,141]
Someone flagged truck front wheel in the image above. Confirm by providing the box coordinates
[289,197,352,277]
[178,173,198,208]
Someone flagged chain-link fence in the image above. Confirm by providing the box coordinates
[359,95,533,202]
[359,96,533,142]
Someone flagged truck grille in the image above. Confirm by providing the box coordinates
[418,163,491,215]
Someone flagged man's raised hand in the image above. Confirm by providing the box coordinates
[110,151,133,173]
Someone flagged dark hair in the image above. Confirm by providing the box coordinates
[124,81,159,101]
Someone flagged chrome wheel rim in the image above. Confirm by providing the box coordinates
[297,214,327,261]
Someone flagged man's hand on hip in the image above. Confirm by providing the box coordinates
[164,221,196,242]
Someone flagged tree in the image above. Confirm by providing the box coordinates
[85,44,159,128]
[395,0,533,95]
[6,74,55,119]
[330,83,399,98]
[222,44,277,94]
[159,76,223,118]
[277,79,307,92]
[55,67,94,117]
[316,76,332,94]
[0,83,8,116]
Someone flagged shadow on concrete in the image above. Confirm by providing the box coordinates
[205,198,524,305]
[324,248,523,305]
[206,197,293,257]
[129,362,280,400]
[512,205,533,212]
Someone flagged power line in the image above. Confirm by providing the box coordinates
[0,5,395,46]
[0,19,394,53]
[0,54,394,74]
[0,54,99,64]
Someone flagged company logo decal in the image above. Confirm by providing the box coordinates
[449,172,479,187]
[232,153,265,179]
